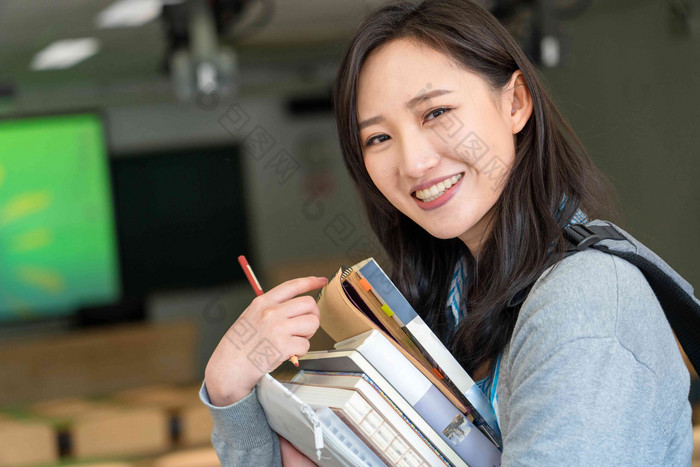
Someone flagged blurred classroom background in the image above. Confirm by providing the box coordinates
[0,0,698,465]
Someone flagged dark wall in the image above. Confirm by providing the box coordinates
[542,0,700,287]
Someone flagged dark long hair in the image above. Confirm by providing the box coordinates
[332,0,620,374]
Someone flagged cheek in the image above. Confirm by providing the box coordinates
[460,120,515,173]
[362,157,379,188]
[363,155,392,191]
[449,103,512,159]
[363,155,406,207]
[485,111,517,161]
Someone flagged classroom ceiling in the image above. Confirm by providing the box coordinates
[0,0,581,113]
[0,0,393,108]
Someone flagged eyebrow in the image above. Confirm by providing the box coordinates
[358,115,386,130]
[406,88,454,109]
[357,89,454,131]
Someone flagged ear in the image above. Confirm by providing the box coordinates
[504,70,533,134]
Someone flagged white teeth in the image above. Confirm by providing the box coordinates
[414,173,463,201]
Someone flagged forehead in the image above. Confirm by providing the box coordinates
[356,38,486,115]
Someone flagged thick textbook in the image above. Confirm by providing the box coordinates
[292,370,467,467]
[318,258,500,446]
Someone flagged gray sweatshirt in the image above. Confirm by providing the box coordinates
[200,248,693,466]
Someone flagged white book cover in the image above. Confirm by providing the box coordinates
[285,382,441,467]
[256,373,387,467]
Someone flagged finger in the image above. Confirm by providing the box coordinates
[277,295,321,320]
[262,276,328,304]
[285,313,321,340]
[287,335,312,358]
[279,436,317,466]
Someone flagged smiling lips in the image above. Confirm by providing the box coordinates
[413,173,464,203]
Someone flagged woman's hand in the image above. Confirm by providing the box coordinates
[204,276,328,407]
[279,435,317,466]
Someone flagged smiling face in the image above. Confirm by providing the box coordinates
[357,38,532,253]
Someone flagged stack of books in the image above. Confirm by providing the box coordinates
[257,258,502,467]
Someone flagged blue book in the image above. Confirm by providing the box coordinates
[356,259,501,446]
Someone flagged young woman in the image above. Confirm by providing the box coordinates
[201,0,693,465]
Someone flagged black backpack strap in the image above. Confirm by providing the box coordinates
[563,223,700,373]
[562,224,626,250]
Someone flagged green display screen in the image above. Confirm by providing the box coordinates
[0,114,120,321]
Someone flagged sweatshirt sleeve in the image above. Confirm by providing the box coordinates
[499,249,692,465]
[199,380,282,466]
[502,335,660,465]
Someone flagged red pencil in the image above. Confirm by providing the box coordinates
[237,255,299,367]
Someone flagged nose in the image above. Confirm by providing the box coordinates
[398,136,440,179]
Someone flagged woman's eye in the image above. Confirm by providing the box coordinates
[425,107,451,122]
[365,134,390,147]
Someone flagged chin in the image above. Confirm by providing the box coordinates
[422,223,473,241]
